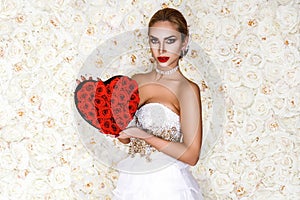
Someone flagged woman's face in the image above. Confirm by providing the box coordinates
[148,21,187,69]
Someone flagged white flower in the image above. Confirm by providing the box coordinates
[121,9,144,31]
[39,91,64,118]
[249,94,271,120]
[264,61,284,83]
[231,107,246,127]
[47,0,71,11]
[276,5,299,33]
[233,0,258,17]
[262,36,285,61]
[278,114,300,132]
[0,124,25,143]
[26,174,51,196]
[0,0,22,17]
[245,53,264,67]
[0,20,14,35]
[5,78,23,102]
[285,64,300,87]
[34,67,54,87]
[78,35,99,56]
[239,117,264,144]
[229,86,255,108]
[221,69,238,90]
[208,154,232,173]
[31,127,62,156]
[17,72,36,90]
[48,166,71,189]
[238,33,262,54]
[275,80,290,97]
[274,152,297,171]
[6,179,27,199]
[211,172,234,194]
[11,142,29,170]
[270,96,286,115]
[242,66,262,89]
[258,157,277,177]
[286,87,300,113]
[28,155,56,173]
[283,46,300,66]
[241,167,261,191]
[201,14,222,37]
[220,17,240,39]
[0,151,17,170]
[7,40,25,62]
[214,39,233,61]
[256,17,277,37]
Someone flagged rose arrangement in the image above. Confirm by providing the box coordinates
[74,75,140,136]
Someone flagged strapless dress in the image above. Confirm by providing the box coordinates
[112,103,203,200]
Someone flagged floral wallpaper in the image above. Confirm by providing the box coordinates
[0,0,299,199]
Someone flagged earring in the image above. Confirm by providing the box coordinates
[180,45,189,57]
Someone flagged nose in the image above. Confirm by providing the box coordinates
[159,42,166,54]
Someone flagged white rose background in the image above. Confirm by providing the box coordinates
[0,0,299,199]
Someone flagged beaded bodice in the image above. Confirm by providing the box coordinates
[128,103,182,161]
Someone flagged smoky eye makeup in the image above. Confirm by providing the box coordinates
[165,36,177,44]
[149,35,178,45]
[149,36,159,44]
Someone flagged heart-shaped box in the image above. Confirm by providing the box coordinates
[74,75,139,136]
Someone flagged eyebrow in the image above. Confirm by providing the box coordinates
[149,35,177,40]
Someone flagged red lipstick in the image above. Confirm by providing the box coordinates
[157,56,169,63]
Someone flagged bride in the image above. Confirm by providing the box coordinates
[113,7,204,200]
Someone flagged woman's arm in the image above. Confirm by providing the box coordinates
[119,83,202,166]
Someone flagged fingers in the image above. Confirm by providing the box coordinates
[105,134,116,138]
[117,131,130,139]
[81,75,87,81]
[76,76,98,85]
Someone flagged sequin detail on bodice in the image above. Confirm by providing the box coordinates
[128,103,182,161]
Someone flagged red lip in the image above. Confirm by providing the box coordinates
[157,57,169,63]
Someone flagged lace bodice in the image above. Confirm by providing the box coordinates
[129,103,182,161]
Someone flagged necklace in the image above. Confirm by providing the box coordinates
[155,65,179,75]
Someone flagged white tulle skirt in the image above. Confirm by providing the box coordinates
[112,152,203,200]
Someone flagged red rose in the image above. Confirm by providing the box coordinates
[115,117,126,130]
[100,118,112,134]
[78,101,94,114]
[111,90,129,105]
[111,105,122,117]
[95,83,106,96]
[120,76,129,86]
[94,95,107,108]
[128,103,138,116]
[130,92,139,102]
[84,81,96,92]
[98,106,112,119]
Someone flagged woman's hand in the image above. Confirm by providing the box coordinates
[117,127,151,140]
[76,76,101,84]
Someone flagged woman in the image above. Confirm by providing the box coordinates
[113,8,203,200]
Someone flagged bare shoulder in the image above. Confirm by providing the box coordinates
[131,72,151,85]
[179,78,201,99]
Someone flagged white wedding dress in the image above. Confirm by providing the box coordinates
[112,103,203,200]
